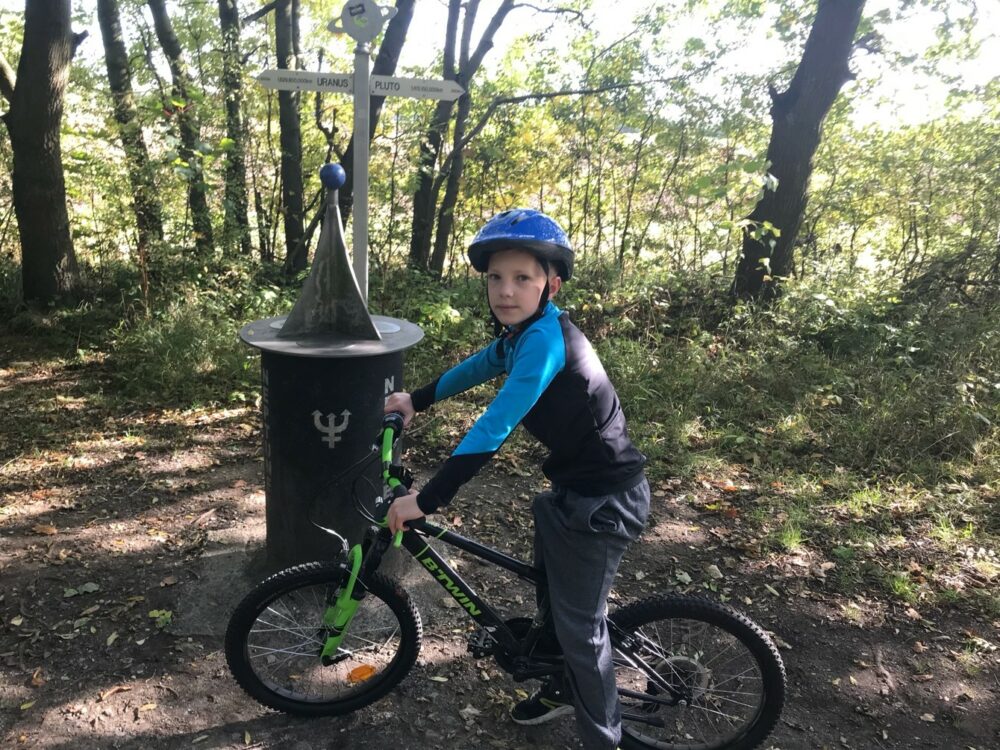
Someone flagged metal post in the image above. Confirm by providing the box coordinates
[352,41,371,303]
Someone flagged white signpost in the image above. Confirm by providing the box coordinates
[257,0,465,302]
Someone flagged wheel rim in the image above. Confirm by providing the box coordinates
[616,617,767,750]
[244,581,404,704]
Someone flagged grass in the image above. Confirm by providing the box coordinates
[2,259,998,618]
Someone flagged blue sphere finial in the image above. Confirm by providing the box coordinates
[320,162,347,190]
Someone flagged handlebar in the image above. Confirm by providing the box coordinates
[379,412,423,546]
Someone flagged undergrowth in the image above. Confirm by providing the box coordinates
[2,255,997,616]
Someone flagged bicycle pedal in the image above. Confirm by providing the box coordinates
[467,626,496,658]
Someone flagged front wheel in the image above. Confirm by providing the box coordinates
[225,561,422,717]
[610,595,786,750]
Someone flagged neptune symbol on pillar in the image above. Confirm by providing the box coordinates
[312,409,352,448]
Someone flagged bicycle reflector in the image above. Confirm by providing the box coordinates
[347,664,377,684]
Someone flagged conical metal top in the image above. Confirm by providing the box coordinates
[278,167,381,341]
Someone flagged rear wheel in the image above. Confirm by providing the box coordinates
[610,595,785,750]
[225,561,421,716]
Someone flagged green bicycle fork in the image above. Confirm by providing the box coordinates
[320,543,363,663]
[319,426,404,663]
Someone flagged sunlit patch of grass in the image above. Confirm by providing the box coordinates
[955,648,984,678]
[840,601,865,623]
[885,571,918,603]
[846,487,888,519]
[775,521,805,552]
[930,512,976,546]
[972,557,1000,580]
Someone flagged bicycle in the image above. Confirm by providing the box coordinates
[225,414,787,750]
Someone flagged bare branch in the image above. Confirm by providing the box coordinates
[465,0,515,79]
[449,74,693,170]
[513,3,584,23]
[243,0,281,25]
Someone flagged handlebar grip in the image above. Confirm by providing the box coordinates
[382,412,405,437]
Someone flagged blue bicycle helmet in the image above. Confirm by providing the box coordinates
[468,209,574,280]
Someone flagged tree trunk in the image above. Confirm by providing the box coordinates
[276,0,305,275]
[408,0,460,270]
[218,0,252,255]
[97,0,163,292]
[1,0,80,304]
[337,0,415,225]
[429,90,470,274]
[732,0,865,300]
[147,0,214,255]
[409,0,515,273]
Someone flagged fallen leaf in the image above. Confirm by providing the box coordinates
[705,564,724,580]
[160,576,178,587]
[244,731,251,745]
[912,641,928,653]
[30,669,44,687]
[11,615,23,627]
[32,524,58,536]
[764,584,781,597]
[193,509,216,527]
[904,607,922,621]
[107,632,119,647]
[429,676,448,683]
[192,736,209,745]
[920,713,935,722]
[459,704,481,722]
[20,700,35,711]
[675,570,692,585]
[140,703,157,711]
[99,685,132,701]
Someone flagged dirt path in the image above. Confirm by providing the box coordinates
[1,341,998,749]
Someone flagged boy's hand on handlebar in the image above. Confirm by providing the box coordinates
[387,491,424,535]
[383,392,415,428]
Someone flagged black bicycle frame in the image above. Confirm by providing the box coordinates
[387,520,554,660]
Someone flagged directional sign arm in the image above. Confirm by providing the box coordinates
[257,69,463,101]
[257,69,353,94]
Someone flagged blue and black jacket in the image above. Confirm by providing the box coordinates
[410,302,646,514]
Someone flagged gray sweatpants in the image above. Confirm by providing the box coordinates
[532,477,650,750]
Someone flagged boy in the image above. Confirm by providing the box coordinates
[385,209,649,750]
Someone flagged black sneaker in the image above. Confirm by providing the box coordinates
[510,685,574,725]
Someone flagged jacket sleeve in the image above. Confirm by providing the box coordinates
[417,328,565,513]
[410,339,505,412]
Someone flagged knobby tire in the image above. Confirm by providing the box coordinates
[225,561,421,717]
[611,595,786,750]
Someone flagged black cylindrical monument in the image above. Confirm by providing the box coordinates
[240,164,422,567]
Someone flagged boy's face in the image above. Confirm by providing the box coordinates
[486,248,561,327]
